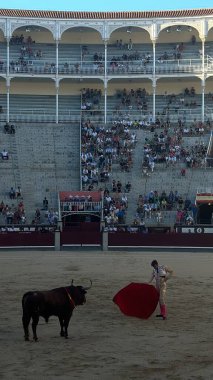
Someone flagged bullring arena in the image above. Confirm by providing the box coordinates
[0,5,213,380]
[1,249,213,380]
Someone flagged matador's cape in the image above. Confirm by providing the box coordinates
[113,283,159,319]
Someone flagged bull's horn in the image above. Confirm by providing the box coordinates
[83,279,92,290]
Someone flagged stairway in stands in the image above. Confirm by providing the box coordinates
[0,126,21,223]
[12,123,81,223]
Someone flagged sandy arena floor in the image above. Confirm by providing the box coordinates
[0,249,213,380]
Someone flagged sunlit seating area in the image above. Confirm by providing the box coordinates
[0,8,213,228]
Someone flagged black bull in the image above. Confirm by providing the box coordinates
[22,281,92,341]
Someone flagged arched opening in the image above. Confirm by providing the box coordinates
[158,24,200,45]
[11,25,54,43]
[0,29,6,74]
[10,77,56,122]
[60,27,103,75]
[109,26,151,48]
[156,76,202,124]
[9,26,55,75]
[205,26,213,57]
[63,213,101,229]
[108,27,151,75]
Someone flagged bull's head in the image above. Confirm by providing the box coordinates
[71,280,92,306]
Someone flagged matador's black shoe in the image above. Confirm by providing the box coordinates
[156,314,167,320]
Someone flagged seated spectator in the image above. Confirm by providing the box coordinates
[47,210,54,224]
[91,174,99,186]
[183,126,189,134]
[112,180,117,192]
[181,168,186,176]
[18,201,24,213]
[117,180,122,192]
[6,209,14,224]
[116,208,125,223]
[43,197,48,210]
[142,165,150,177]
[190,87,195,96]
[127,39,133,51]
[191,35,196,45]
[144,203,151,219]
[21,214,26,224]
[10,124,15,134]
[121,194,128,208]
[185,214,194,225]
[16,186,22,198]
[35,208,41,223]
[4,122,10,133]
[161,198,167,210]
[119,39,123,49]
[177,196,184,209]
[1,149,9,160]
[0,200,4,213]
[156,209,162,223]
[125,181,132,192]
[184,198,191,211]
[176,210,184,224]
[9,187,16,199]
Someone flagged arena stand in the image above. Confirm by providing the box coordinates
[0,8,212,248]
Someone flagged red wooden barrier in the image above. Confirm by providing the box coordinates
[0,231,54,247]
[61,230,101,245]
[108,232,213,247]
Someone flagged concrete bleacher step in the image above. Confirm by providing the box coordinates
[0,122,81,222]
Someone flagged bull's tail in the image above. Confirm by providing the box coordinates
[22,292,40,341]
[22,292,33,341]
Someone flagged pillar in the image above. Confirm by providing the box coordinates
[152,40,156,75]
[201,38,205,73]
[54,229,61,251]
[104,40,108,125]
[6,79,10,123]
[6,37,10,76]
[55,83,59,124]
[104,83,107,124]
[152,80,156,122]
[104,39,108,78]
[201,80,205,124]
[102,229,108,251]
[55,39,59,75]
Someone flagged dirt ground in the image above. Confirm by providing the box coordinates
[0,249,213,380]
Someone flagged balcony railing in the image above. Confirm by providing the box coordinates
[61,201,102,213]
[0,56,211,76]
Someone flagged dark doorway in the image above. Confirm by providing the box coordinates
[197,204,213,224]
[63,213,100,230]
